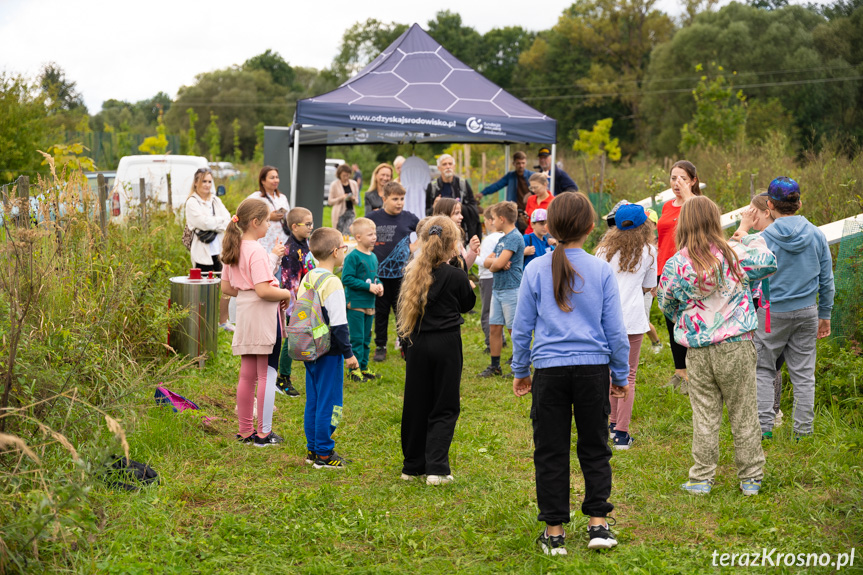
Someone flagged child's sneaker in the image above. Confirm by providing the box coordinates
[400,473,419,481]
[348,369,366,383]
[740,478,761,496]
[505,356,513,365]
[608,422,616,438]
[276,375,300,397]
[680,479,713,494]
[235,433,255,445]
[305,450,316,464]
[314,451,349,469]
[651,341,662,354]
[426,474,454,485]
[538,528,567,556]
[613,432,634,450]
[373,348,387,362]
[254,431,284,447]
[587,519,618,549]
[477,365,503,378]
[773,409,784,427]
[762,431,773,441]
[361,368,382,380]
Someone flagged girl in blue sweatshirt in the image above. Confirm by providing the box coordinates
[512,191,630,555]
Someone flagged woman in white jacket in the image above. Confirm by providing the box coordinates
[328,163,359,234]
[185,168,233,330]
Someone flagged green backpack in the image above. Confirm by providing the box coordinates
[285,270,333,361]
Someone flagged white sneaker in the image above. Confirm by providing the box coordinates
[400,473,418,481]
[426,474,454,485]
[651,341,662,354]
[774,410,784,427]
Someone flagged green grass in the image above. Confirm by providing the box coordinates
[43,297,863,574]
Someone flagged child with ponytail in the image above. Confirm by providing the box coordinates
[397,216,476,485]
[658,196,776,495]
[221,198,293,447]
[511,191,630,554]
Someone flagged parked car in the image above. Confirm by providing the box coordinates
[208,161,241,179]
[114,155,210,216]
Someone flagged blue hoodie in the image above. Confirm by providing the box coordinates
[761,215,834,319]
[511,249,631,386]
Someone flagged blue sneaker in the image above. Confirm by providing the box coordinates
[613,432,634,450]
[608,423,616,438]
[680,480,713,494]
[740,478,761,496]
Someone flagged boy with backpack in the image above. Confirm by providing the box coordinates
[752,177,834,440]
[289,227,358,469]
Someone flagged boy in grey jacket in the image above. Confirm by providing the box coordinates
[753,177,834,439]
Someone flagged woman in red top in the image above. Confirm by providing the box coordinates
[657,160,701,392]
[525,173,554,234]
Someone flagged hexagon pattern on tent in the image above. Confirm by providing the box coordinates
[294,24,557,145]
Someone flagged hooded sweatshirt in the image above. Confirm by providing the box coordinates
[658,234,777,349]
[760,215,834,319]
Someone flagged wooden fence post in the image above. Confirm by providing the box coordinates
[650,175,655,207]
[464,145,471,181]
[598,152,607,195]
[481,153,486,189]
[1,184,7,209]
[16,176,29,228]
[97,173,108,237]
[166,173,173,215]
[139,177,147,229]
[750,174,756,199]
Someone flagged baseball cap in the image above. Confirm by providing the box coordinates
[615,204,648,231]
[645,208,658,223]
[767,177,800,202]
[537,147,551,157]
[531,208,548,223]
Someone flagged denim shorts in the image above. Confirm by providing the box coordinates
[490,288,519,329]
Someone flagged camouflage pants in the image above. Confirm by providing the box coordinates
[686,340,765,482]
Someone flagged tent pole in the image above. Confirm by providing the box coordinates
[550,143,557,195]
[290,129,300,208]
[503,144,510,202]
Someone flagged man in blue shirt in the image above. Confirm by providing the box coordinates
[480,151,534,213]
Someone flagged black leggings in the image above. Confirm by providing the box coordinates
[194,256,223,274]
[665,315,688,370]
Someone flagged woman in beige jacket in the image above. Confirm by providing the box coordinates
[328,163,359,234]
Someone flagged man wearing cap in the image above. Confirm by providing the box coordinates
[537,147,578,195]
[751,177,834,440]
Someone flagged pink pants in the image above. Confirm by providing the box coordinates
[609,334,644,433]
[237,354,268,436]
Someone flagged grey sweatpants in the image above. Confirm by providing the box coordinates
[753,305,818,435]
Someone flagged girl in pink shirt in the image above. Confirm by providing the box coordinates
[221,199,292,447]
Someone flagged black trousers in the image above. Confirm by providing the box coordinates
[665,315,688,370]
[401,330,462,476]
[194,255,222,273]
[531,364,614,523]
[375,277,403,348]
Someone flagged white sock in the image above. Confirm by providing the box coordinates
[261,366,277,434]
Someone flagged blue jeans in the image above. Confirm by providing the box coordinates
[490,288,519,329]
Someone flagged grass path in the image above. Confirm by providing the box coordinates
[71,298,863,574]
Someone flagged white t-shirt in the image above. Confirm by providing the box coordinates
[247,190,290,253]
[478,232,503,280]
[596,244,658,334]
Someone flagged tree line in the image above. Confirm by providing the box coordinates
[2,0,862,181]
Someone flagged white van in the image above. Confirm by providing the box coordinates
[113,155,209,216]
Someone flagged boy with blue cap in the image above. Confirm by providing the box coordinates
[523,208,555,268]
[752,177,834,440]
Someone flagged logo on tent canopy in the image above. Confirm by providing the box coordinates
[354,129,369,142]
[466,117,483,134]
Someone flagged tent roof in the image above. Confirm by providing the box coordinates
[294,24,556,146]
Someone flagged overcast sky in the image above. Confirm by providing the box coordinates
[1,0,831,112]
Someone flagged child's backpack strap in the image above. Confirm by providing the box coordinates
[312,269,333,291]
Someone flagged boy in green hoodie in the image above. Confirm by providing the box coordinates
[342,218,384,382]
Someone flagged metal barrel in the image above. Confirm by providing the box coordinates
[169,275,220,363]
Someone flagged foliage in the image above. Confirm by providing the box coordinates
[243,49,295,88]
[39,143,96,172]
[185,108,198,156]
[573,118,622,163]
[331,19,409,81]
[137,109,169,155]
[474,26,536,89]
[231,119,242,163]
[680,63,747,152]
[0,73,47,181]
[205,112,220,162]
[642,2,860,156]
[253,122,264,164]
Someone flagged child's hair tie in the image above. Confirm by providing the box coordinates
[231,215,239,223]
[429,225,443,237]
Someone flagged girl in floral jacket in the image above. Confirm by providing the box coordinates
[658,196,776,496]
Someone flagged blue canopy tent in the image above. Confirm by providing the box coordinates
[265,24,558,217]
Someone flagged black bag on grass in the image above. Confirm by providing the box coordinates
[103,456,159,491]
